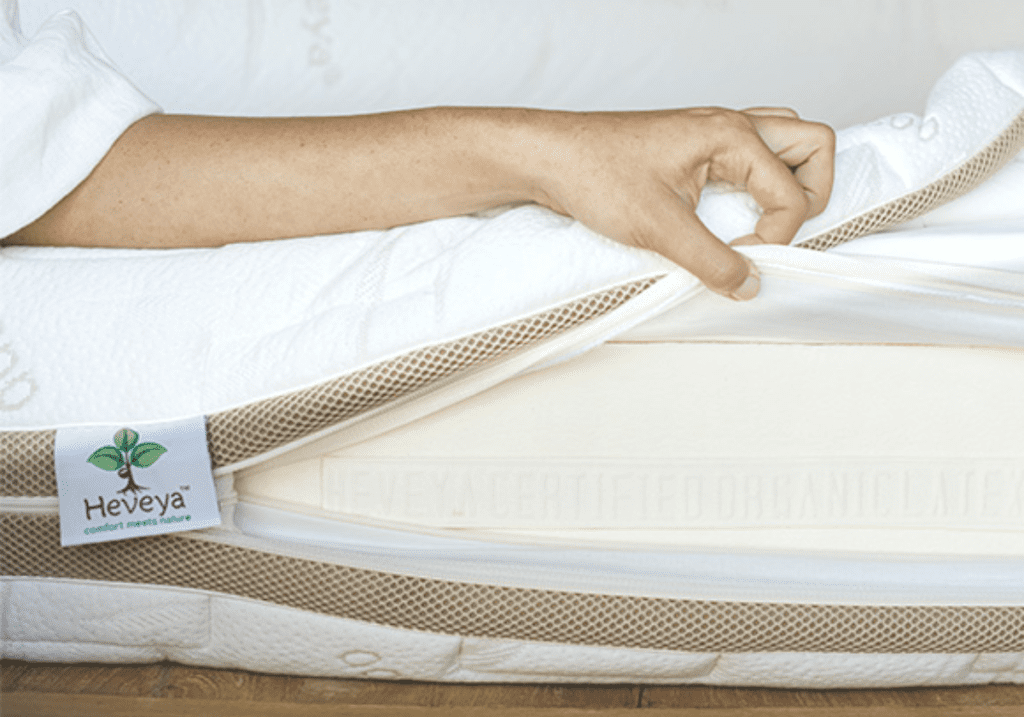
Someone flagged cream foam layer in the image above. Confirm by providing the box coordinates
[236,342,1024,557]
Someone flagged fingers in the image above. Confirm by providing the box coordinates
[704,111,834,247]
[714,128,812,246]
[745,112,836,218]
[645,184,761,300]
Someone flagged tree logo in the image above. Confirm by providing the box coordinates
[86,428,167,494]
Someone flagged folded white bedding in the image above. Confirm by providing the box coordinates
[0,4,158,238]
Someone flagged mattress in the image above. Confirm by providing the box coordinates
[7,337,1024,686]
[4,8,1024,688]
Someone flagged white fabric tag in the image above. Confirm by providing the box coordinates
[55,416,220,546]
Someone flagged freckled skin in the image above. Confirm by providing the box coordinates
[7,107,834,300]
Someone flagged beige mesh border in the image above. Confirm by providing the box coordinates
[3,513,1022,654]
[0,431,55,498]
[0,278,657,498]
[796,109,1024,252]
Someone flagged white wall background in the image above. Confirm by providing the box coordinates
[18,0,1024,128]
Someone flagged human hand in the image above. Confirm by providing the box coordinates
[526,107,835,299]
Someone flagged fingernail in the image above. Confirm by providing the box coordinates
[726,259,760,301]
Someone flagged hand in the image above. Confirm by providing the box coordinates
[527,107,836,299]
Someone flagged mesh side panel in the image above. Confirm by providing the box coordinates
[3,513,1022,653]
[0,279,657,497]
[0,431,56,497]
[796,110,1024,252]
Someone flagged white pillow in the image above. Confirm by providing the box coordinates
[16,0,1024,126]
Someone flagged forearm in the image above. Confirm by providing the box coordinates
[8,104,835,301]
[8,108,559,248]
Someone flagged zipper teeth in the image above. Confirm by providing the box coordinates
[0,496,59,513]
[6,501,1022,606]
[0,496,239,516]
[225,504,1024,607]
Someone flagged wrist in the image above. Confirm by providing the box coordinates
[458,106,574,212]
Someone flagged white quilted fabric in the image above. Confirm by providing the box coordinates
[0,208,672,428]
[3,578,1023,687]
[1,579,462,680]
[706,653,984,689]
[4,580,208,648]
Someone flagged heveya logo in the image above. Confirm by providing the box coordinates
[87,428,166,494]
[84,428,185,520]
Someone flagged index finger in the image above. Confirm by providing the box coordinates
[715,130,813,246]
[746,113,836,218]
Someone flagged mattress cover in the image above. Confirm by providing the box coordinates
[4,6,1024,687]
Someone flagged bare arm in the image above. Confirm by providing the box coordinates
[6,106,834,299]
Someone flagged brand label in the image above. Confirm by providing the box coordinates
[55,416,220,546]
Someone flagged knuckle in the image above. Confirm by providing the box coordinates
[791,186,812,213]
[704,107,753,133]
[784,192,812,224]
[811,121,837,149]
[763,173,810,214]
